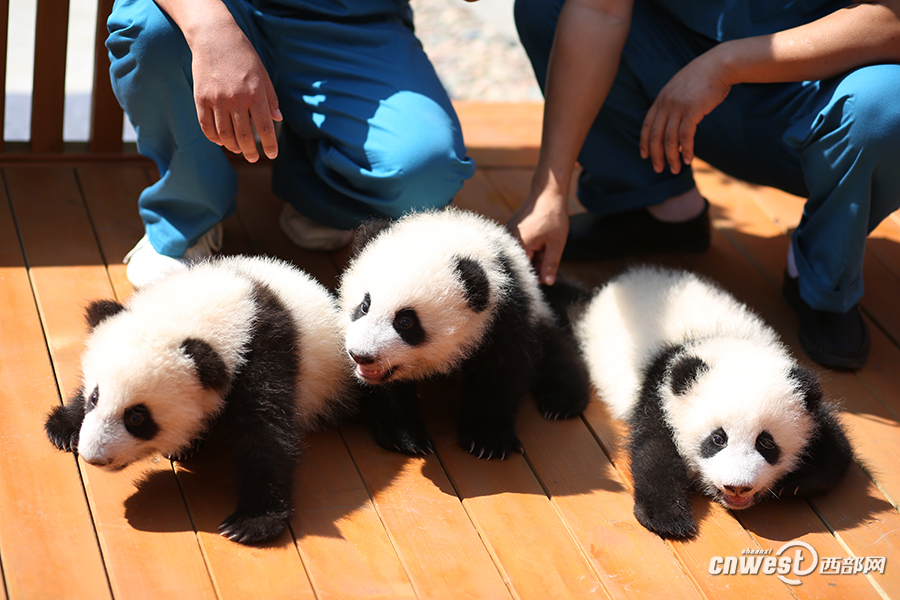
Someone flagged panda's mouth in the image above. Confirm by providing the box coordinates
[721,492,756,510]
[355,363,393,383]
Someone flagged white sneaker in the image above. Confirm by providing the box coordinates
[123,223,223,289]
[279,204,353,251]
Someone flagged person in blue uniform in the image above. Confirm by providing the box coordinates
[510,0,900,369]
[107,0,476,288]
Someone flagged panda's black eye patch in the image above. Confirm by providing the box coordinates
[700,427,728,458]
[755,431,781,465]
[351,293,371,321]
[124,404,159,441]
[87,386,99,410]
[393,308,426,346]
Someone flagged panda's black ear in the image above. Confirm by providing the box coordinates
[669,354,709,396]
[351,217,394,257]
[455,256,490,313]
[789,365,825,412]
[85,299,126,329]
[180,338,230,390]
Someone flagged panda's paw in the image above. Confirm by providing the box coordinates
[536,390,589,420]
[372,424,434,456]
[166,438,203,463]
[44,406,81,453]
[460,429,524,460]
[633,498,697,539]
[219,508,293,545]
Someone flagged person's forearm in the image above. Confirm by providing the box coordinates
[714,1,900,86]
[153,0,238,48]
[533,0,633,199]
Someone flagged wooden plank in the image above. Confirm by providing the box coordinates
[341,423,513,599]
[422,385,608,600]
[292,431,417,600]
[5,164,218,599]
[454,101,543,168]
[30,0,69,153]
[516,403,702,598]
[0,172,111,600]
[89,0,124,153]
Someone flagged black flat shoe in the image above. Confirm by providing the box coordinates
[782,271,870,370]
[562,200,711,261]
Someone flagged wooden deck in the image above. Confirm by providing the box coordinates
[1,101,899,599]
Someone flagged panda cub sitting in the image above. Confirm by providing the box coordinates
[338,207,591,459]
[44,256,356,544]
[568,265,853,538]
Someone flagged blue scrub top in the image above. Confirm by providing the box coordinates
[648,0,852,41]
[254,0,410,18]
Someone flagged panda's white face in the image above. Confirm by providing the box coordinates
[342,267,493,384]
[76,320,225,470]
[662,340,815,510]
[339,212,513,385]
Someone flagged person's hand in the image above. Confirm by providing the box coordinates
[508,185,570,286]
[190,22,282,162]
[640,49,731,175]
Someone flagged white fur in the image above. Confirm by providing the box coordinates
[576,265,815,504]
[339,208,550,382]
[77,256,354,470]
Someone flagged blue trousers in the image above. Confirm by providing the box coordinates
[107,0,475,258]
[516,0,900,313]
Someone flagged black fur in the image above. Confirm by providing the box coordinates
[775,371,853,498]
[214,282,303,544]
[359,381,433,455]
[629,345,698,539]
[85,299,126,329]
[455,257,491,313]
[669,355,709,396]
[698,428,727,459]
[351,218,393,257]
[44,387,88,453]
[180,338,230,390]
[123,404,159,441]
[351,293,371,322]
[393,308,426,346]
[755,431,781,465]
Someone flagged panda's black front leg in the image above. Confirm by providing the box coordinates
[219,409,299,545]
[776,404,853,499]
[44,388,87,453]
[361,381,433,455]
[629,404,697,538]
[533,323,591,420]
[458,354,527,460]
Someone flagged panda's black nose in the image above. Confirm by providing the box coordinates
[349,351,376,365]
[724,485,753,496]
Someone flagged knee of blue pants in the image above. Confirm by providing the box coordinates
[107,0,193,112]
[275,90,475,229]
[791,64,900,312]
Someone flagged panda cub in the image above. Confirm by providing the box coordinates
[44,256,356,544]
[569,265,853,538]
[338,207,591,459]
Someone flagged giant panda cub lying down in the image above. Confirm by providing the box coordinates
[338,207,591,459]
[564,265,853,538]
[44,256,356,544]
